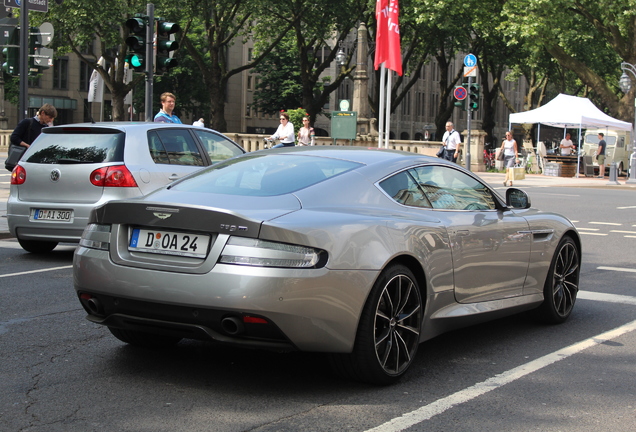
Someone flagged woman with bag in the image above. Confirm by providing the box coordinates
[500,131,519,187]
[6,104,57,171]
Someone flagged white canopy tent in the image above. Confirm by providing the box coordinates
[508,94,632,176]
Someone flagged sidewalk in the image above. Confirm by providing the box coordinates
[1,151,634,239]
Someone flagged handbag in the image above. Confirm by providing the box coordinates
[5,145,26,172]
[436,146,445,158]
[496,149,505,161]
[508,166,525,180]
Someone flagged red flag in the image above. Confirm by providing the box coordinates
[374,0,402,76]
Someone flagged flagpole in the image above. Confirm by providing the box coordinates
[377,64,386,147]
[385,70,392,148]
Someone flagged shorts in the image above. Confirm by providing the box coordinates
[597,155,605,165]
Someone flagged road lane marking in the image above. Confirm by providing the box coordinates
[578,291,636,305]
[617,205,636,209]
[589,222,622,226]
[579,232,607,236]
[576,228,600,231]
[365,316,636,432]
[0,265,73,278]
[610,230,636,234]
[597,266,636,273]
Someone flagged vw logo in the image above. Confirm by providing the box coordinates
[50,169,61,182]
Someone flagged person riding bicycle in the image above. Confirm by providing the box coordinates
[269,112,295,148]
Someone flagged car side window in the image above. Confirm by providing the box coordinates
[379,171,432,208]
[193,130,244,163]
[148,129,204,166]
[408,165,496,210]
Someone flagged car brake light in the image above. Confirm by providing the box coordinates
[11,165,26,185]
[90,165,138,187]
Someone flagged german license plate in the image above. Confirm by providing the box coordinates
[129,228,210,258]
[31,209,73,222]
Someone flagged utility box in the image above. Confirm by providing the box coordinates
[331,111,357,140]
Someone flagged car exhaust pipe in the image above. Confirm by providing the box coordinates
[86,298,103,315]
[221,316,245,335]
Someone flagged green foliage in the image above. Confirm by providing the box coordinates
[285,107,309,133]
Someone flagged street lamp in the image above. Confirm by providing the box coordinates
[620,62,636,183]
[336,46,346,66]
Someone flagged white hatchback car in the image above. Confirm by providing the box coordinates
[7,122,245,253]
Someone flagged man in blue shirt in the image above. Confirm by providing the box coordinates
[154,92,182,123]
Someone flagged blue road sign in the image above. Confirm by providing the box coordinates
[464,53,477,67]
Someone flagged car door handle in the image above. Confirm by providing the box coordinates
[455,230,470,236]
[168,174,181,180]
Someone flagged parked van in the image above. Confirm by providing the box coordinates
[582,129,632,176]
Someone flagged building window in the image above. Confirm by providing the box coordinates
[53,58,69,90]
[79,61,92,93]
[246,105,251,117]
[247,75,253,91]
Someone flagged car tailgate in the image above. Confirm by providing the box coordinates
[18,162,108,203]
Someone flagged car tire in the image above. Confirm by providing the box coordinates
[330,264,422,385]
[108,327,182,348]
[17,238,58,254]
[533,236,580,324]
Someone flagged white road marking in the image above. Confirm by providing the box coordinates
[610,230,636,234]
[597,266,636,273]
[365,292,636,432]
[0,265,73,278]
[589,222,622,226]
[617,205,636,209]
[579,232,607,236]
[576,228,600,231]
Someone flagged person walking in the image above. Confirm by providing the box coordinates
[500,131,519,187]
[154,92,182,123]
[297,116,315,146]
[441,122,461,163]
[595,132,606,178]
[269,112,295,148]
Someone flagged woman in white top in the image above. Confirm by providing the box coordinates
[270,112,295,148]
[297,116,315,146]
[500,131,519,187]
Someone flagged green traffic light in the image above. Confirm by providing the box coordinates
[130,55,143,68]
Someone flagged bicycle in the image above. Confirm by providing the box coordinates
[483,148,496,170]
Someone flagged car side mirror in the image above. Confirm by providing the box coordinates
[506,188,531,209]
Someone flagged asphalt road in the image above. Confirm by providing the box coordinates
[1,183,635,432]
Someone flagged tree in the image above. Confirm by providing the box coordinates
[502,0,635,121]
[40,0,153,121]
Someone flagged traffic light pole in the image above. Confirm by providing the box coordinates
[19,0,28,121]
[144,3,155,121]
[465,76,472,171]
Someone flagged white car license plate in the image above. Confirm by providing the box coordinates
[31,209,73,222]
[129,228,210,258]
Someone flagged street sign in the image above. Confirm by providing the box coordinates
[464,66,477,77]
[464,53,477,67]
[33,47,53,68]
[454,86,467,100]
[37,22,54,46]
[4,0,48,12]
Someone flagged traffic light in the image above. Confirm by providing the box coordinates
[469,83,480,110]
[453,85,467,111]
[2,26,19,75]
[125,16,148,72]
[155,19,180,74]
[28,26,42,73]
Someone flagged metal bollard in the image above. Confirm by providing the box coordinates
[627,152,636,184]
[607,162,621,185]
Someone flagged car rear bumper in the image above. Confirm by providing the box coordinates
[73,247,379,353]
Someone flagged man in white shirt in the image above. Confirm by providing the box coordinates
[442,122,461,163]
[560,133,574,156]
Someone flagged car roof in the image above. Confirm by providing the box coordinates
[260,145,445,167]
[43,121,224,134]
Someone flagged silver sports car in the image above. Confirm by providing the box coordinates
[74,147,581,385]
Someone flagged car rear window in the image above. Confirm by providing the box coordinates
[172,153,362,196]
[26,127,125,164]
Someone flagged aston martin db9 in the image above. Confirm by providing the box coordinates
[73,147,581,384]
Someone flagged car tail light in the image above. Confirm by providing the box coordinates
[11,165,26,185]
[219,236,327,268]
[90,165,138,187]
